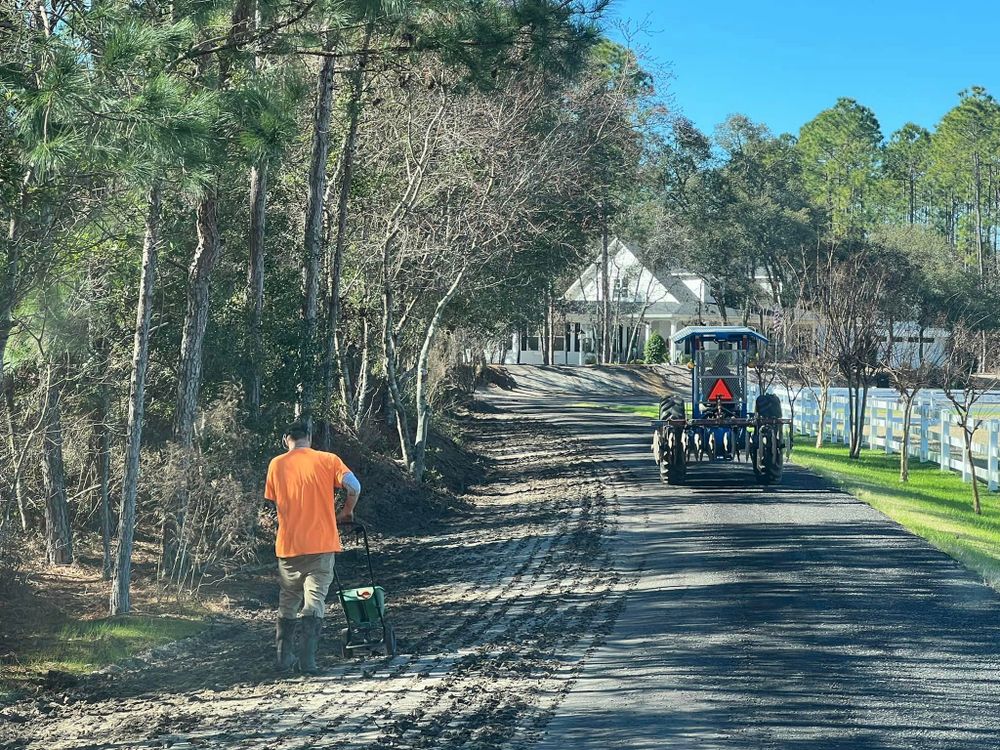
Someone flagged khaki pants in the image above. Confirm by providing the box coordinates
[277,552,336,619]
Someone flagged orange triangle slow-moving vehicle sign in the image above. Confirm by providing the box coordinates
[707,378,734,401]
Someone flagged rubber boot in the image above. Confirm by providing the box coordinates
[276,617,299,671]
[298,615,322,674]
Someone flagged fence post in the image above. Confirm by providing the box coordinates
[988,420,998,493]
[839,396,847,445]
[866,400,875,450]
[940,410,950,472]
[919,403,929,463]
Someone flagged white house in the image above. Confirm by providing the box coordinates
[507,238,743,365]
[502,237,951,369]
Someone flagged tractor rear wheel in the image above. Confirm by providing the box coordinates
[755,425,783,484]
[755,393,781,419]
[753,394,784,483]
[659,395,678,420]
[659,425,686,485]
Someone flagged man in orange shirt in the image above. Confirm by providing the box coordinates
[264,422,361,674]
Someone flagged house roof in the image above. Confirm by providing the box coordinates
[562,237,739,321]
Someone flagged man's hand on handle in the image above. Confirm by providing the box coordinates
[337,488,359,526]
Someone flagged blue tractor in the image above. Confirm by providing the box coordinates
[651,326,788,485]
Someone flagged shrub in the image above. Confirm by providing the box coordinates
[643,332,667,364]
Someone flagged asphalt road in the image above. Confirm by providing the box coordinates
[492,392,1000,750]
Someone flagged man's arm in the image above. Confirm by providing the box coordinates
[337,471,361,524]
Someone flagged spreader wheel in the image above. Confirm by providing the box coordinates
[338,628,351,659]
[383,623,397,657]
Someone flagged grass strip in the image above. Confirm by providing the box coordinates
[789,442,1000,589]
[571,402,692,418]
[1,615,206,703]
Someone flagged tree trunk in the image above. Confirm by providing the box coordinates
[815,383,828,449]
[96,383,112,579]
[2,192,26,531]
[2,369,27,531]
[849,380,869,460]
[111,184,161,616]
[965,432,981,515]
[383,295,414,471]
[787,397,796,452]
[324,26,372,431]
[846,375,859,458]
[900,397,913,483]
[352,316,371,431]
[40,364,72,566]
[974,151,985,282]
[600,213,610,364]
[544,290,552,366]
[411,269,466,481]
[245,162,267,419]
[299,54,336,426]
[165,194,221,575]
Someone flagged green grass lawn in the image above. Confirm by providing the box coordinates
[1,615,205,703]
[575,400,1000,589]
[571,402,692,418]
[790,441,1000,588]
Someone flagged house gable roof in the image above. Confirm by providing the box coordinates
[562,237,737,320]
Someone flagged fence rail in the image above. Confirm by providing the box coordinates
[756,386,1000,492]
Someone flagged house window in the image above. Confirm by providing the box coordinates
[519,328,540,352]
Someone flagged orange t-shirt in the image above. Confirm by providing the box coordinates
[264,448,351,558]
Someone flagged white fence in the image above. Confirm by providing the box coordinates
[755,386,1000,492]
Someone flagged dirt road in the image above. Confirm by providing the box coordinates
[0,400,631,750]
[4,371,1000,749]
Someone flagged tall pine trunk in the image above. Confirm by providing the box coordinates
[245,163,267,419]
[164,195,221,576]
[111,184,161,616]
[2,186,27,530]
[2,365,27,531]
[94,381,112,579]
[323,26,372,434]
[299,55,336,426]
[40,363,72,566]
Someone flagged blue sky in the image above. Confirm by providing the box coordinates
[608,0,1000,140]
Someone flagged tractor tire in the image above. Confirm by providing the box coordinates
[658,395,678,420]
[755,425,784,485]
[755,393,782,419]
[659,427,687,485]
